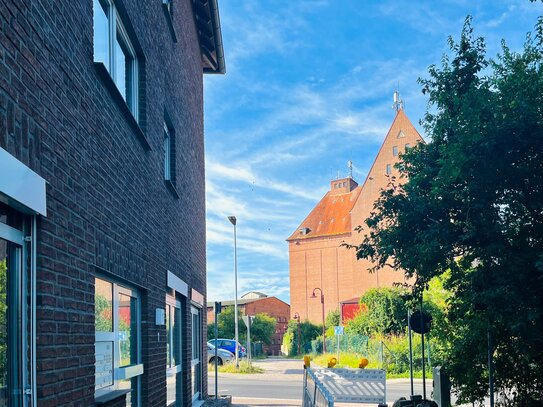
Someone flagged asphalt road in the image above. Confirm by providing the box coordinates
[208,358,431,405]
[209,374,427,402]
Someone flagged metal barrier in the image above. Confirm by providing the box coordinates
[303,367,387,406]
[303,367,334,407]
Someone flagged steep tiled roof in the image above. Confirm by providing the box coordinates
[287,185,361,241]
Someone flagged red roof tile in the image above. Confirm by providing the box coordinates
[287,184,361,241]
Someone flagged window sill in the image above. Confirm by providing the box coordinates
[162,2,178,43]
[94,62,151,151]
[95,389,131,405]
[165,179,180,199]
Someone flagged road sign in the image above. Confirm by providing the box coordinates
[241,315,254,327]
[334,326,344,335]
[242,316,255,365]
[409,310,432,334]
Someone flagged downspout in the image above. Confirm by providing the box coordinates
[31,215,37,406]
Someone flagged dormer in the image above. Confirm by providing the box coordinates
[330,177,358,196]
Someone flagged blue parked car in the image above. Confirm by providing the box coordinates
[208,339,246,358]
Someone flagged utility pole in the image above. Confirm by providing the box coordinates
[214,302,221,399]
[227,216,239,368]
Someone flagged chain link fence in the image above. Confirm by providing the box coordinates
[310,335,369,355]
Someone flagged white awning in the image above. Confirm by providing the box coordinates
[0,147,46,216]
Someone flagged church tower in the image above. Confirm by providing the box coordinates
[287,101,424,323]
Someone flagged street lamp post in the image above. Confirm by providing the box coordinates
[311,288,326,353]
[227,215,239,368]
[293,312,301,355]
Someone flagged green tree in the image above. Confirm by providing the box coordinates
[325,309,340,337]
[207,307,277,345]
[344,287,407,337]
[354,17,543,405]
[282,319,321,355]
[325,309,340,328]
[250,313,276,345]
[207,306,240,341]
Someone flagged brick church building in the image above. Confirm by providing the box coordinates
[288,108,424,324]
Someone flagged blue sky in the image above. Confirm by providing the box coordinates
[203,0,542,304]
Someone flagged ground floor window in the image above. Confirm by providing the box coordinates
[166,295,183,407]
[191,305,202,401]
[0,235,21,406]
[95,277,143,406]
[0,210,28,407]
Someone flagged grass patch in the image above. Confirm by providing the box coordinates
[210,360,264,374]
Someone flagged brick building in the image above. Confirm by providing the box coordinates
[0,0,224,406]
[207,292,290,356]
[288,109,423,324]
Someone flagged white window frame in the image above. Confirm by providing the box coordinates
[392,146,398,156]
[94,0,139,121]
[95,277,143,405]
[386,164,392,175]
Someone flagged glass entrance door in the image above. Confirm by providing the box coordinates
[0,222,24,407]
[190,306,201,402]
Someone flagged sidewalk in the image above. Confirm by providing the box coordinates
[232,397,300,406]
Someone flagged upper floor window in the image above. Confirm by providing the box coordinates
[162,0,178,42]
[405,143,412,150]
[386,164,392,175]
[93,0,139,120]
[163,0,173,17]
[164,123,172,181]
[392,146,398,156]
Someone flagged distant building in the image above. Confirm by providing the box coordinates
[288,109,424,324]
[207,292,290,355]
[340,298,366,324]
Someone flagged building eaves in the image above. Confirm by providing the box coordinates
[192,0,226,74]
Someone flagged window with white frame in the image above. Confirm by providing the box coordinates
[166,295,183,407]
[386,164,392,175]
[93,0,139,120]
[95,277,143,406]
[392,146,398,156]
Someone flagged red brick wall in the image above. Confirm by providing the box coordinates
[289,234,355,323]
[0,0,209,404]
[244,297,290,356]
[289,111,424,325]
[206,298,290,356]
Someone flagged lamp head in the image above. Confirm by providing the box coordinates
[227,216,237,226]
[294,312,300,320]
[310,292,317,299]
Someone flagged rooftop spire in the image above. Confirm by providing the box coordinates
[392,82,404,112]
